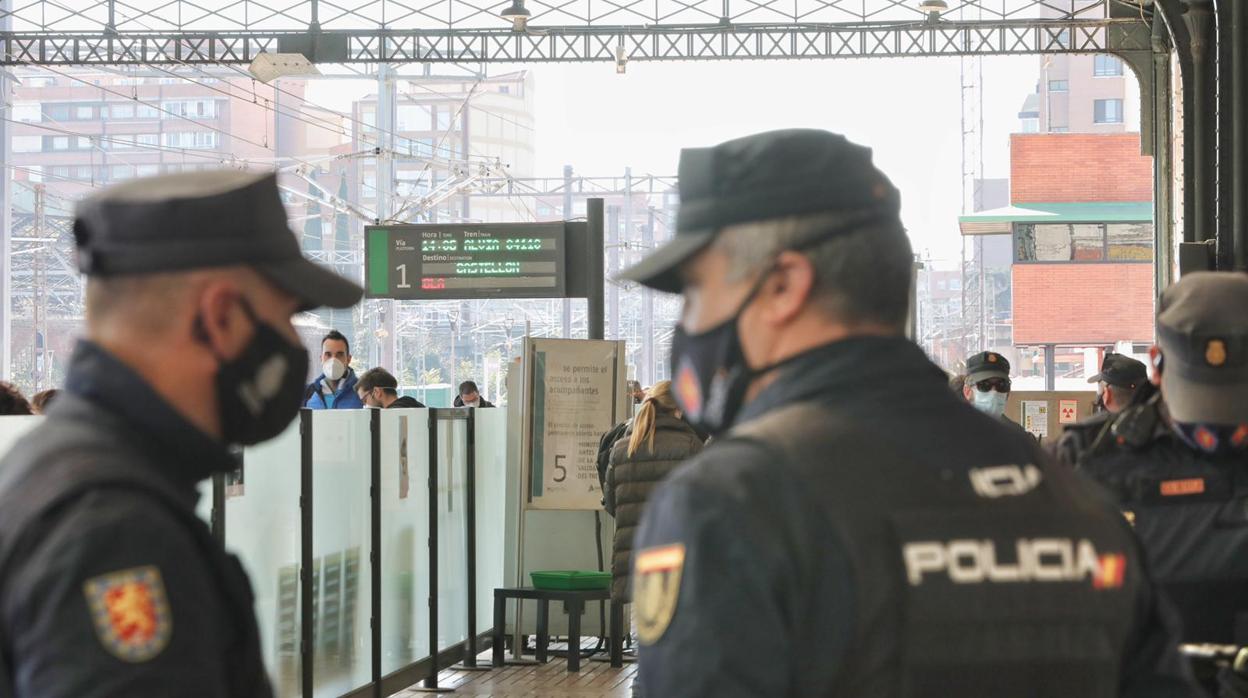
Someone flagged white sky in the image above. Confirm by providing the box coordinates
[309,55,1042,269]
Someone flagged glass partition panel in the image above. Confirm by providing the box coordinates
[228,422,302,698]
[437,417,469,649]
[309,410,372,698]
[474,408,509,636]
[379,408,431,675]
[0,415,42,462]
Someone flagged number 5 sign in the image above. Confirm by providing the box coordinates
[525,337,629,511]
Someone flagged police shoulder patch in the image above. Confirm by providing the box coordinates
[83,565,172,662]
[633,544,685,646]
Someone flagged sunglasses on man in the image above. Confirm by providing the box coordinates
[974,378,1011,393]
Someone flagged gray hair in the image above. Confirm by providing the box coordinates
[712,211,913,328]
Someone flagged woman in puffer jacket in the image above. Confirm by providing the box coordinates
[604,380,704,602]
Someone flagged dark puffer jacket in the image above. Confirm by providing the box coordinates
[604,413,703,601]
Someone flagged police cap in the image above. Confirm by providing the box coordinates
[73,170,363,310]
[617,129,902,293]
[965,351,1010,384]
[1087,352,1147,389]
[1156,272,1248,425]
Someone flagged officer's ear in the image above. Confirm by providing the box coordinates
[1148,346,1164,387]
[193,277,251,360]
[759,250,817,326]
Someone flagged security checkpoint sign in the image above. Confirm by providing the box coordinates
[1059,399,1079,425]
[526,338,628,510]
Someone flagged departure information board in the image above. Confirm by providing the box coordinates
[366,223,567,300]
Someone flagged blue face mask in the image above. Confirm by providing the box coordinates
[1172,422,1248,456]
[971,389,1008,417]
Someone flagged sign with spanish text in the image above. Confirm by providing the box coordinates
[525,338,627,510]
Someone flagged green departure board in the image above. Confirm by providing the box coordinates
[365,223,567,300]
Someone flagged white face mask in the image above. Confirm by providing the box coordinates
[972,389,1008,417]
[463,399,479,408]
[323,358,347,381]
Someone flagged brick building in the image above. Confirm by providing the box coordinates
[959,133,1154,390]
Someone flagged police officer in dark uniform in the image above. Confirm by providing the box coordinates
[961,351,1013,420]
[1077,273,1248,653]
[0,171,362,696]
[619,129,1196,697]
[1054,352,1148,468]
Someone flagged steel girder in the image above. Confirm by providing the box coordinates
[0,0,1150,65]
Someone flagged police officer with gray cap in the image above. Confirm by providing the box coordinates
[0,171,362,696]
[1079,273,1248,660]
[620,129,1195,697]
[1054,353,1150,468]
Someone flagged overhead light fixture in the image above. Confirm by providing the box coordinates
[615,42,628,74]
[247,52,320,83]
[500,0,531,32]
[918,0,947,20]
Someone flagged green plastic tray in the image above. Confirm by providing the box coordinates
[530,570,612,591]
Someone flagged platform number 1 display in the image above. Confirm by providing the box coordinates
[366,223,567,300]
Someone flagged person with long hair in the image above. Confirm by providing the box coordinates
[604,381,704,602]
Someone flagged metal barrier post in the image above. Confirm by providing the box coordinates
[370,408,382,698]
[453,408,489,672]
[414,408,454,693]
[300,409,314,698]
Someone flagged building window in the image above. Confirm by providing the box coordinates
[1021,118,1040,133]
[1094,55,1124,77]
[1015,222,1154,263]
[111,103,135,119]
[1050,126,1070,133]
[76,136,92,150]
[162,131,218,149]
[12,102,41,122]
[49,136,69,150]
[136,104,161,119]
[500,85,510,94]
[397,104,432,132]
[110,165,135,179]
[136,164,159,177]
[76,106,93,119]
[136,133,159,146]
[162,99,217,119]
[1107,223,1153,261]
[436,107,454,132]
[1047,80,1068,92]
[11,136,42,152]
[46,104,71,121]
[1094,99,1124,123]
[77,166,93,180]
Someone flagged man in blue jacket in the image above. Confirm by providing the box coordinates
[303,329,363,409]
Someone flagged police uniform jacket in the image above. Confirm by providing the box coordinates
[632,336,1196,698]
[604,413,703,601]
[1079,395,1248,644]
[0,342,272,697]
[1053,410,1114,468]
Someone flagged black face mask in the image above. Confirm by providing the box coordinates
[669,269,780,436]
[206,300,309,446]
